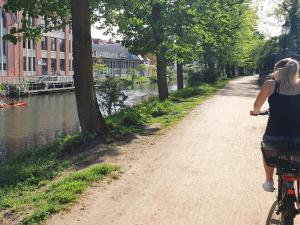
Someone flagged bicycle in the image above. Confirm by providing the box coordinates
[253,110,300,225]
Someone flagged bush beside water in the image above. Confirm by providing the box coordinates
[0,83,21,97]
[104,80,227,141]
[185,64,223,86]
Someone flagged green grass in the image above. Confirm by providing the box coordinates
[0,78,229,224]
[104,79,229,140]
[0,134,118,225]
[21,164,118,225]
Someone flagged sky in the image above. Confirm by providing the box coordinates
[91,0,283,40]
[253,0,283,37]
[91,24,115,40]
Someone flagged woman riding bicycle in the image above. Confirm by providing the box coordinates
[251,58,300,192]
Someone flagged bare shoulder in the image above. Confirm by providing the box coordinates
[263,79,276,89]
[261,79,276,95]
[263,79,276,87]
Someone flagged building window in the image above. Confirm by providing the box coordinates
[2,11,6,28]
[41,37,47,50]
[51,58,56,73]
[2,40,6,56]
[28,57,32,71]
[40,17,46,30]
[32,39,35,49]
[23,57,27,71]
[42,58,47,75]
[60,59,65,71]
[0,9,7,75]
[32,57,36,71]
[23,39,35,49]
[29,17,35,26]
[69,59,73,71]
[59,39,65,52]
[28,39,32,49]
[51,38,56,51]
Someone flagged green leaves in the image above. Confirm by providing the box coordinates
[4,0,71,43]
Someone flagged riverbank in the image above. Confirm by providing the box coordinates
[0,78,229,225]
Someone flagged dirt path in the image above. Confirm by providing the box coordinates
[48,76,298,225]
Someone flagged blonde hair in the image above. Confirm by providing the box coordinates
[274,58,299,87]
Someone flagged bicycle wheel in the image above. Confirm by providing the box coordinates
[281,212,294,225]
[281,182,295,225]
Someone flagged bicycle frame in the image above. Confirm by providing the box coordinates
[261,144,300,224]
[275,168,300,224]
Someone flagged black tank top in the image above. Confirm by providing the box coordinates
[264,81,300,137]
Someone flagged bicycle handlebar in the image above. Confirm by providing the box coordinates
[250,110,269,116]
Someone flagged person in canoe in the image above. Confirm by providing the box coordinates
[6,98,16,106]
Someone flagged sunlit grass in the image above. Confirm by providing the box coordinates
[0,134,118,225]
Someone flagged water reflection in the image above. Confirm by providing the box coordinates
[0,92,80,158]
[0,82,178,159]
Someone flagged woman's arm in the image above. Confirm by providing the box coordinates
[250,80,275,115]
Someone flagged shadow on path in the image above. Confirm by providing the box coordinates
[217,77,261,98]
[265,201,281,225]
[73,126,161,170]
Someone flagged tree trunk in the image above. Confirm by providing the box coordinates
[177,62,183,90]
[239,67,244,76]
[71,0,106,135]
[157,53,169,101]
[204,54,207,71]
[231,65,236,77]
[225,65,231,77]
[219,64,224,78]
[152,3,169,101]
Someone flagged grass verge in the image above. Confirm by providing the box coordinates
[105,79,229,141]
[0,78,229,224]
[0,134,119,225]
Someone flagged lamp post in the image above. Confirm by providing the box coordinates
[282,21,290,58]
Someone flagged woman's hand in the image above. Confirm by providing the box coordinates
[250,110,269,116]
[250,110,259,116]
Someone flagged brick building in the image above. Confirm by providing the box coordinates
[0,1,73,83]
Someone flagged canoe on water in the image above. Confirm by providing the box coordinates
[0,102,28,108]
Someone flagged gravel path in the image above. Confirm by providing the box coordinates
[48,76,299,225]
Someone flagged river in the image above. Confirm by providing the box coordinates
[0,82,177,159]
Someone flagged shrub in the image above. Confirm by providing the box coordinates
[59,133,95,154]
[104,105,150,142]
[107,105,149,128]
[0,84,5,97]
[187,68,205,86]
[204,67,221,83]
[148,100,172,117]
[96,77,128,116]
[171,85,214,99]
[0,84,20,97]
[167,66,176,82]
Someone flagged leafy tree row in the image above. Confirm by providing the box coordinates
[255,0,300,77]
[95,0,264,99]
[4,0,265,137]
